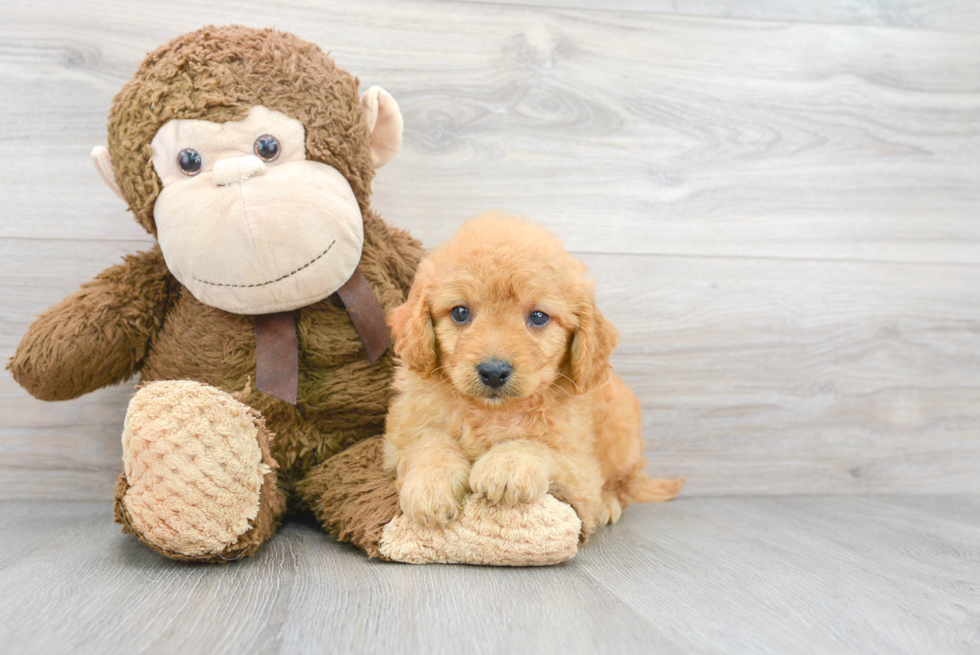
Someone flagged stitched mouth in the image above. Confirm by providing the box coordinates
[193,240,335,288]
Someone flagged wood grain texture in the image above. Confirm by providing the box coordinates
[469,0,980,33]
[1,0,979,499]
[1,0,979,261]
[0,497,977,654]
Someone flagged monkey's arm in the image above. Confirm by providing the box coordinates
[8,245,174,401]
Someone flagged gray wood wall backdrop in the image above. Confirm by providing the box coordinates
[1,0,978,500]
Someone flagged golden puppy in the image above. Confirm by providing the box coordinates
[384,213,683,534]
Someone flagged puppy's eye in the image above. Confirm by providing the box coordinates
[254,134,280,162]
[451,306,471,324]
[528,311,550,327]
[177,148,203,176]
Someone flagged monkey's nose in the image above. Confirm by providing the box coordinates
[212,155,266,186]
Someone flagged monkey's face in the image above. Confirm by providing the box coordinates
[148,106,363,314]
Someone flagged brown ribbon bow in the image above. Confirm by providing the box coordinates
[253,268,391,404]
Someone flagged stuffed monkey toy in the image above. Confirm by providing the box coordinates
[9,25,583,565]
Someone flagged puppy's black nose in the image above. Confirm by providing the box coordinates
[477,359,512,389]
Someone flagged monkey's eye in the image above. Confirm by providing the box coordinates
[528,311,550,327]
[177,148,203,176]
[451,306,471,324]
[254,134,280,162]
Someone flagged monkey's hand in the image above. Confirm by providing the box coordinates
[8,246,173,401]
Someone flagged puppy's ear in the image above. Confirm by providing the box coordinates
[388,261,438,376]
[567,290,618,394]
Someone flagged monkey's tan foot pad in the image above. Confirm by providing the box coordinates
[120,380,272,558]
[378,494,582,566]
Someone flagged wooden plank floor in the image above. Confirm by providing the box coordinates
[1,496,977,654]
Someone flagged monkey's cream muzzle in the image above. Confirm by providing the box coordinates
[150,106,364,315]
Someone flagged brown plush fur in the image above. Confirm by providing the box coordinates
[108,25,376,236]
[385,214,683,535]
[9,246,177,401]
[8,26,423,560]
[299,436,401,559]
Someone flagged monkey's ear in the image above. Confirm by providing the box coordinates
[90,146,125,200]
[360,86,403,169]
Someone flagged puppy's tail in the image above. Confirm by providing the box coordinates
[630,475,685,503]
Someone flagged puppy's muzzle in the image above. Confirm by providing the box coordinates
[476,359,512,390]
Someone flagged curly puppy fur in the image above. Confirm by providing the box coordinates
[384,213,683,535]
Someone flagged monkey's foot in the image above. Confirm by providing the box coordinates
[115,380,283,561]
[303,436,583,566]
[378,494,582,566]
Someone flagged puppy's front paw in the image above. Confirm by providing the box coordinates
[398,469,467,527]
[470,450,550,506]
